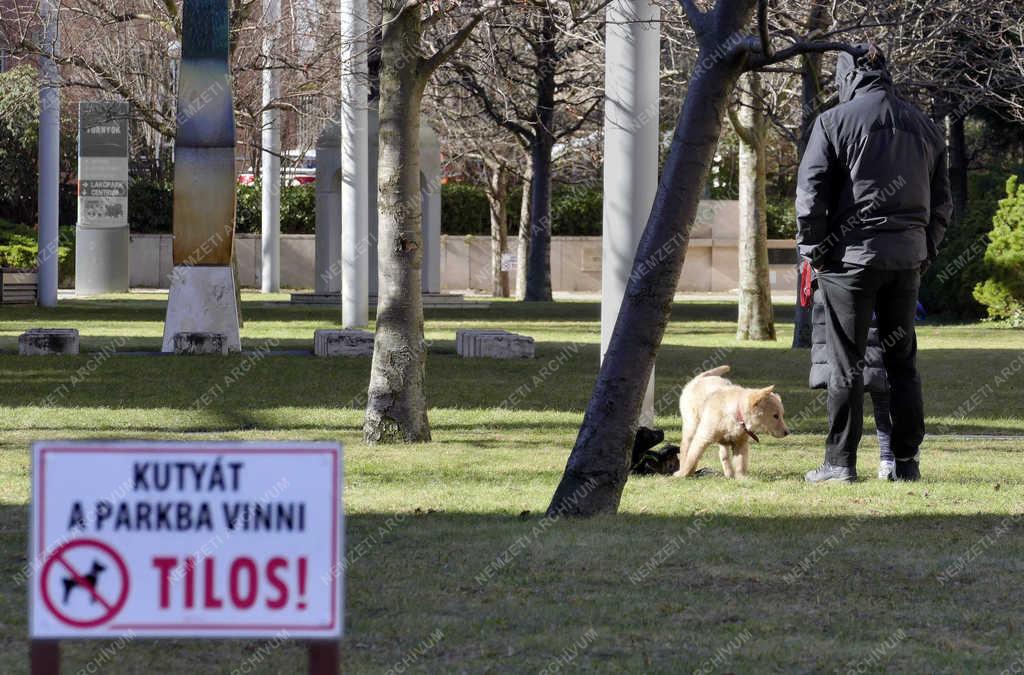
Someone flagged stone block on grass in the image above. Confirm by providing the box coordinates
[314,329,374,357]
[19,328,80,355]
[456,329,535,359]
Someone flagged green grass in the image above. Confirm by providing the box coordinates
[1,294,1022,673]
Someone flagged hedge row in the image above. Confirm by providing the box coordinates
[127,179,605,237]
[125,179,809,239]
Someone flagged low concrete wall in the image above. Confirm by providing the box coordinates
[131,233,797,293]
[444,236,798,294]
[131,234,316,289]
[128,200,798,293]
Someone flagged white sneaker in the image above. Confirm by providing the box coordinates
[878,460,895,481]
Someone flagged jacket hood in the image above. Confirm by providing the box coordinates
[836,43,892,103]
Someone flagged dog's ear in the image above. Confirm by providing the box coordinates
[750,385,775,405]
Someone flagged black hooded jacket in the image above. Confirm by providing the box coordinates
[796,46,953,269]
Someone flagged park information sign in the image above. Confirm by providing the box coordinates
[77,102,129,229]
[29,441,343,639]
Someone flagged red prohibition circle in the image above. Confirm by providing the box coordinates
[40,538,130,628]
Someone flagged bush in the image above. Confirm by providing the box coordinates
[129,179,173,233]
[126,181,316,234]
[235,183,260,234]
[0,219,75,283]
[441,183,490,235]
[550,185,602,236]
[973,175,1024,325]
[766,198,797,239]
[234,183,315,234]
[921,169,1024,317]
[442,182,603,236]
[279,184,315,234]
[0,65,77,228]
[0,67,41,227]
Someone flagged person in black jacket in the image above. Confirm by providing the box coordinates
[802,260,895,479]
[796,44,952,483]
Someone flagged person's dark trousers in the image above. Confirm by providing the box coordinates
[870,391,894,463]
[817,262,925,468]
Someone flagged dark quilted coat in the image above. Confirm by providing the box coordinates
[809,288,889,393]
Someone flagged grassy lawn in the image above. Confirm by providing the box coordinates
[0,294,1022,673]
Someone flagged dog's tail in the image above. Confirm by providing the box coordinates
[695,365,730,378]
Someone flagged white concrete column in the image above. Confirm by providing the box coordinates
[601,0,659,426]
[419,123,441,295]
[340,0,369,327]
[261,0,281,293]
[37,0,60,308]
[314,123,342,294]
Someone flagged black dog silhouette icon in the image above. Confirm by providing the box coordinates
[62,559,106,605]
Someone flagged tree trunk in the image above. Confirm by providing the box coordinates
[363,6,431,443]
[947,112,968,225]
[547,20,752,517]
[486,161,511,297]
[792,0,828,349]
[515,167,532,300]
[523,10,556,302]
[733,73,775,341]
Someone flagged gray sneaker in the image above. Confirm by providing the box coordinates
[805,463,858,484]
[878,460,895,481]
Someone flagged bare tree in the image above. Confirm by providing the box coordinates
[0,0,342,176]
[728,71,775,341]
[438,1,605,301]
[426,93,528,298]
[363,0,503,443]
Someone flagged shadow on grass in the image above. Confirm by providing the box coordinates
[0,507,1019,672]
[1,343,1022,435]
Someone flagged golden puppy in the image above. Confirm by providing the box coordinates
[674,365,789,478]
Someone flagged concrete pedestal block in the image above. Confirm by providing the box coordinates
[456,329,535,359]
[314,328,374,357]
[75,227,130,296]
[173,332,228,355]
[162,266,241,352]
[19,328,80,355]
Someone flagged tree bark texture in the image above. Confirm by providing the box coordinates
[364,6,431,443]
[486,161,511,297]
[523,9,557,302]
[515,167,533,300]
[731,72,776,341]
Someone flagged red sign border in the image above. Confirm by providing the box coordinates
[40,538,130,628]
[32,442,341,636]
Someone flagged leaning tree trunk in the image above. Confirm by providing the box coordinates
[547,15,752,516]
[731,72,775,341]
[364,6,430,443]
[515,168,532,300]
[792,0,828,349]
[486,161,511,297]
[523,9,557,302]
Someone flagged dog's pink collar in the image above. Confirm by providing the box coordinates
[735,408,760,443]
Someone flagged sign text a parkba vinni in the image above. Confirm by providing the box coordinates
[30,441,342,639]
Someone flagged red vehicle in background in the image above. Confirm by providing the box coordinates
[238,150,316,186]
